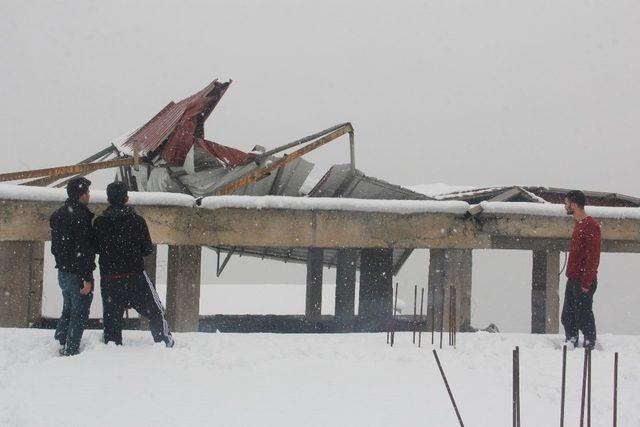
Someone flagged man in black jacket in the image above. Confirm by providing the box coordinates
[50,177,96,356]
[94,181,174,347]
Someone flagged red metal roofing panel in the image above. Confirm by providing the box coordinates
[122,101,186,153]
[122,79,231,165]
[196,138,250,168]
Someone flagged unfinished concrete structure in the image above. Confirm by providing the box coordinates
[2,189,640,334]
[2,79,640,334]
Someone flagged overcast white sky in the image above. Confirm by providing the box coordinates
[2,1,639,333]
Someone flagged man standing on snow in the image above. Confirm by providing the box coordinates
[93,181,174,348]
[562,190,601,350]
[50,177,96,356]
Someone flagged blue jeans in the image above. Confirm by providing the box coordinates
[54,271,93,353]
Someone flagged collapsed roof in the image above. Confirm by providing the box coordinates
[4,78,638,276]
[115,79,429,275]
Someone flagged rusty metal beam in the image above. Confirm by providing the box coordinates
[23,146,117,187]
[0,158,134,183]
[215,123,353,195]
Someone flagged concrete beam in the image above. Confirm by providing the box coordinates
[0,241,44,327]
[531,250,560,334]
[358,248,393,329]
[305,248,324,322]
[166,245,201,332]
[490,236,640,253]
[427,249,472,332]
[2,199,640,252]
[334,249,357,331]
[481,214,640,242]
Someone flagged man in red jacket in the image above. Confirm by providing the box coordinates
[562,190,601,350]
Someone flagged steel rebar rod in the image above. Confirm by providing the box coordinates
[413,285,418,344]
[418,287,425,348]
[431,287,435,345]
[433,350,465,427]
[580,349,589,427]
[516,346,521,427]
[513,348,517,427]
[391,282,399,347]
[449,287,453,346]
[453,287,457,347]
[439,285,445,350]
[587,349,592,427]
[613,352,618,427]
[561,345,567,427]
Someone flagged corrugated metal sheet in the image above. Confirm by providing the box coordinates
[123,101,186,153]
[435,185,640,207]
[309,164,431,201]
[122,80,237,165]
[208,165,431,276]
[210,246,411,276]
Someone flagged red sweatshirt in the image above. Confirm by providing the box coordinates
[566,216,601,289]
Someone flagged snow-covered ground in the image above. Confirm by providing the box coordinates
[0,329,637,426]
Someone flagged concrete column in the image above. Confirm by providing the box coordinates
[531,250,560,334]
[0,241,44,327]
[166,245,201,332]
[334,249,357,331]
[427,249,472,332]
[139,244,157,330]
[358,248,393,330]
[305,248,324,322]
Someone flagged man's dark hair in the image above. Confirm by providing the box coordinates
[107,181,128,205]
[66,177,91,200]
[565,190,586,208]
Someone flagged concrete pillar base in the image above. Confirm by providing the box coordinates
[0,241,44,327]
[531,250,560,334]
[166,245,201,332]
[305,248,324,322]
[427,249,472,333]
[358,248,393,330]
[335,249,357,331]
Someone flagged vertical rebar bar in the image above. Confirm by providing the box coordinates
[560,345,567,427]
[413,285,418,344]
[431,287,435,345]
[433,350,465,427]
[418,287,425,348]
[580,348,588,427]
[390,282,399,347]
[452,287,457,347]
[613,352,618,427]
[587,349,591,427]
[448,287,452,346]
[451,286,458,347]
[439,285,445,350]
[516,346,520,427]
[513,348,517,427]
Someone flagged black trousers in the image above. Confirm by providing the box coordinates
[561,278,597,343]
[101,271,172,345]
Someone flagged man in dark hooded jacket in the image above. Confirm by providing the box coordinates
[50,177,96,356]
[93,181,174,347]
